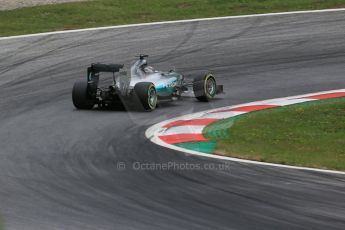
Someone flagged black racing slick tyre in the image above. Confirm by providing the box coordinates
[134,82,157,111]
[72,81,95,109]
[193,73,217,102]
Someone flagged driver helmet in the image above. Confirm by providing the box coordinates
[144,66,155,74]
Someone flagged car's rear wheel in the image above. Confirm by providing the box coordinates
[193,73,217,102]
[72,81,95,109]
[134,82,157,111]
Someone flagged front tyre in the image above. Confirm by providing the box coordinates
[72,81,95,109]
[193,73,217,102]
[134,82,157,111]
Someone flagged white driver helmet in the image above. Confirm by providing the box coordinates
[144,66,155,73]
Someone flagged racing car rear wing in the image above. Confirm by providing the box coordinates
[87,63,125,86]
[89,63,124,74]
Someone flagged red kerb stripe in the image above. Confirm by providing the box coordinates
[303,92,345,100]
[163,118,218,128]
[159,134,208,144]
[214,105,278,113]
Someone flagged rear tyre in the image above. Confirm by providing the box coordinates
[72,81,95,109]
[134,82,157,111]
[193,73,217,102]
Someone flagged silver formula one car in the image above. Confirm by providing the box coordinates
[72,54,223,111]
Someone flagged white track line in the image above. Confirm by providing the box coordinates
[1,8,345,40]
[146,89,345,175]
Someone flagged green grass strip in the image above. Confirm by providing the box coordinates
[0,215,4,230]
[1,0,345,37]
[204,97,345,171]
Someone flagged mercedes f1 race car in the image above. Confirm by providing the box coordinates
[72,55,223,111]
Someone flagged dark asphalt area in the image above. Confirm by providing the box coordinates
[0,11,345,230]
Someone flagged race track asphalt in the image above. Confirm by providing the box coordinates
[0,10,345,230]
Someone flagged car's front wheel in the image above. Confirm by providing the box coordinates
[134,82,157,111]
[193,73,217,102]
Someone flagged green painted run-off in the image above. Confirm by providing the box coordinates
[175,141,217,154]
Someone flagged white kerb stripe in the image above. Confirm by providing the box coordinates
[161,126,206,135]
[201,111,246,119]
[265,98,316,106]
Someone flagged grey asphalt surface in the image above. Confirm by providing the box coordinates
[0,11,345,230]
